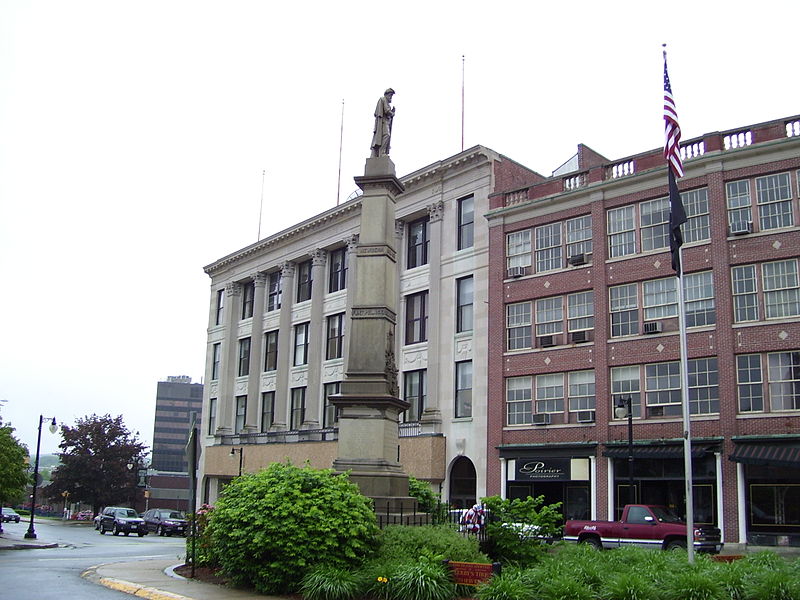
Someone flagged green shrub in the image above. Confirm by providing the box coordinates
[600,571,661,600]
[387,552,457,600]
[475,569,534,600]
[206,462,379,594]
[743,569,800,600]
[408,476,443,516]
[300,564,362,600]
[537,573,596,600]
[376,524,489,563]
[658,569,727,600]
[185,503,217,567]
[480,495,562,564]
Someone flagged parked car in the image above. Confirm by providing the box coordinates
[2,508,21,523]
[98,506,148,537]
[142,508,188,536]
[93,511,103,530]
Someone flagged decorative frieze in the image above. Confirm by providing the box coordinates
[427,200,444,222]
[351,306,397,322]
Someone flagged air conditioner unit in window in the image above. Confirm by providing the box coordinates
[571,330,589,344]
[507,266,526,278]
[729,221,753,236]
[568,253,587,266]
[576,410,596,423]
[538,335,555,348]
[532,413,551,426]
[643,321,663,334]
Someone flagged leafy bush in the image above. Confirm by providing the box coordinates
[600,571,661,600]
[387,551,457,600]
[475,569,534,600]
[743,567,800,600]
[375,524,489,563]
[658,569,727,600]
[480,495,562,564]
[185,503,217,567]
[206,462,379,594]
[300,564,362,600]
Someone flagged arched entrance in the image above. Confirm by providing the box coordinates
[449,456,477,508]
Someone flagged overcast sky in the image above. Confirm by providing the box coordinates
[2,0,799,456]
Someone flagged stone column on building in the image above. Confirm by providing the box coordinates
[244,272,267,433]
[272,261,295,430]
[341,235,359,372]
[217,281,241,434]
[421,200,443,432]
[304,248,327,428]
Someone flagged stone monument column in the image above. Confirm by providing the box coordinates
[273,261,295,430]
[244,272,267,432]
[217,282,241,434]
[341,235,359,371]
[421,201,444,432]
[304,249,327,428]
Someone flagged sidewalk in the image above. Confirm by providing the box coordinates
[0,527,59,550]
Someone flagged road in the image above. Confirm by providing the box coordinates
[1,518,187,600]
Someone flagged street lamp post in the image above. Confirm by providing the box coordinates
[615,396,635,505]
[229,447,243,477]
[25,415,57,539]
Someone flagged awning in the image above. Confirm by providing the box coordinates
[603,444,716,460]
[729,444,800,468]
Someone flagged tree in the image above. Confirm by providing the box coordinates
[0,420,30,508]
[47,414,147,516]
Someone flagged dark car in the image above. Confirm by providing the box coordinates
[98,506,148,536]
[143,508,188,536]
[2,508,21,523]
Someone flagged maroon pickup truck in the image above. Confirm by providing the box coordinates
[563,504,722,554]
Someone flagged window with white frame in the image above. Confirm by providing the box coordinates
[403,370,426,422]
[241,282,255,319]
[535,296,563,338]
[640,197,669,252]
[215,289,224,325]
[457,196,474,250]
[726,180,752,229]
[294,322,309,366]
[643,277,677,320]
[238,337,251,377]
[732,265,759,322]
[763,259,800,319]
[407,218,429,269]
[506,302,532,350]
[290,387,305,430]
[645,362,681,416]
[506,230,532,270]
[689,358,719,414]
[535,222,562,272]
[264,330,278,371]
[208,398,217,435]
[455,361,473,418]
[610,283,639,337]
[682,188,711,243]
[566,215,593,261]
[568,370,595,411]
[536,373,564,414]
[768,352,800,410]
[328,247,347,293]
[234,395,246,433]
[506,376,532,425]
[607,205,635,257]
[611,366,642,418]
[405,291,428,344]
[456,276,474,333]
[567,291,594,332]
[267,271,282,311]
[323,382,341,427]
[296,260,312,303]
[683,271,716,327]
[261,392,274,432]
[756,173,793,230]
[211,343,221,380]
[737,354,764,413]
[326,313,345,360]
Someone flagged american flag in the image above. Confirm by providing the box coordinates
[664,50,687,274]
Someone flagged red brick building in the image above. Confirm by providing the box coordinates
[486,115,800,549]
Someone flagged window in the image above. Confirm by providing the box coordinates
[267,272,282,312]
[211,343,221,380]
[736,354,763,412]
[457,196,474,250]
[234,395,246,433]
[756,173,793,230]
[566,215,593,261]
[237,337,251,377]
[506,302,532,350]
[407,218,429,268]
[329,247,347,293]
[405,291,428,344]
[294,323,309,366]
[567,291,594,332]
[726,180,752,229]
[326,313,345,360]
[455,361,472,418]
[403,370,427,422]
[640,197,669,252]
[689,358,719,415]
[683,271,716,327]
[241,282,255,319]
[296,260,312,302]
[643,277,677,320]
[323,382,341,427]
[290,387,305,430]
[535,222,562,272]
[611,366,642,418]
[264,331,278,371]
[682,188,710,243]
[610,284,639,337]
[768,352,800,410]
[568,370,595,411]
[261,392,274,432]
[215,289,224,325]
[607,205,635,257]
[506,230,531,270]
[646,359,719,416]
[763,259,800,319]
[732,265,759,322]
[536,373,564,414]
[506,376,532,425]
[208,398,217,435]
[535,296,563,337]
[456,276,474,333]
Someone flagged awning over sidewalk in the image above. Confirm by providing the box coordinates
[729,443,800,468]
[603,444,717,460]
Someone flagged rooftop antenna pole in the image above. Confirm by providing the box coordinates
[461,55,465,151]
[337,99,345,205]
[257,169,265,241]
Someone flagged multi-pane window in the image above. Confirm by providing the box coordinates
[732,260,800,323]
[403,370,427,422]
[640,197,669,252]
[211,343,221,380]
[610,284,639,337]
[568,291,594,332]
[506,302,532,350]
[264,330,278,371]
[215,289,224,325]
[455,361,473,418]
[682,188,710,243]
[293,322,309,366]
[726,180,752,229]
[407,218,429,268]
[267,271,282,311]
[329,247,347,293]
[234,395,246,434]
[732,265,759,322]
[536,373,564,414]
[535,297,563,337]
[237,337,251,377]
[208,398,217,435]
[643,277,677,320]
[290,387,305,430]
[689,358,719,414]
[457,196,474,250]
[535,222,562,272]
[566,215,593,261]
[646,359,719,416]
[456,276,474,333]
[736,354,764,412]
[568,370,595,411]
[768,352,800,410]
[607,205,635,257]
[296,260,312,303]
[506,230,532,270]
[241,282,255,319]
[506,376,532,425]
[611,366,642,418]
[261,392,274,432]
[756,173,793,230]
[405,291,428,344]
[326,313,345,360]
[683,271,716,327]
[323,382,341,427]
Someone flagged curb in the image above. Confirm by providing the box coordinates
[81,565,194,600]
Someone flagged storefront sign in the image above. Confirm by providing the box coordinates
[515,458,571,481]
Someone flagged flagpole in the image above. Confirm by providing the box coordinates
[461,54,465,151]
[337,99,344,206]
